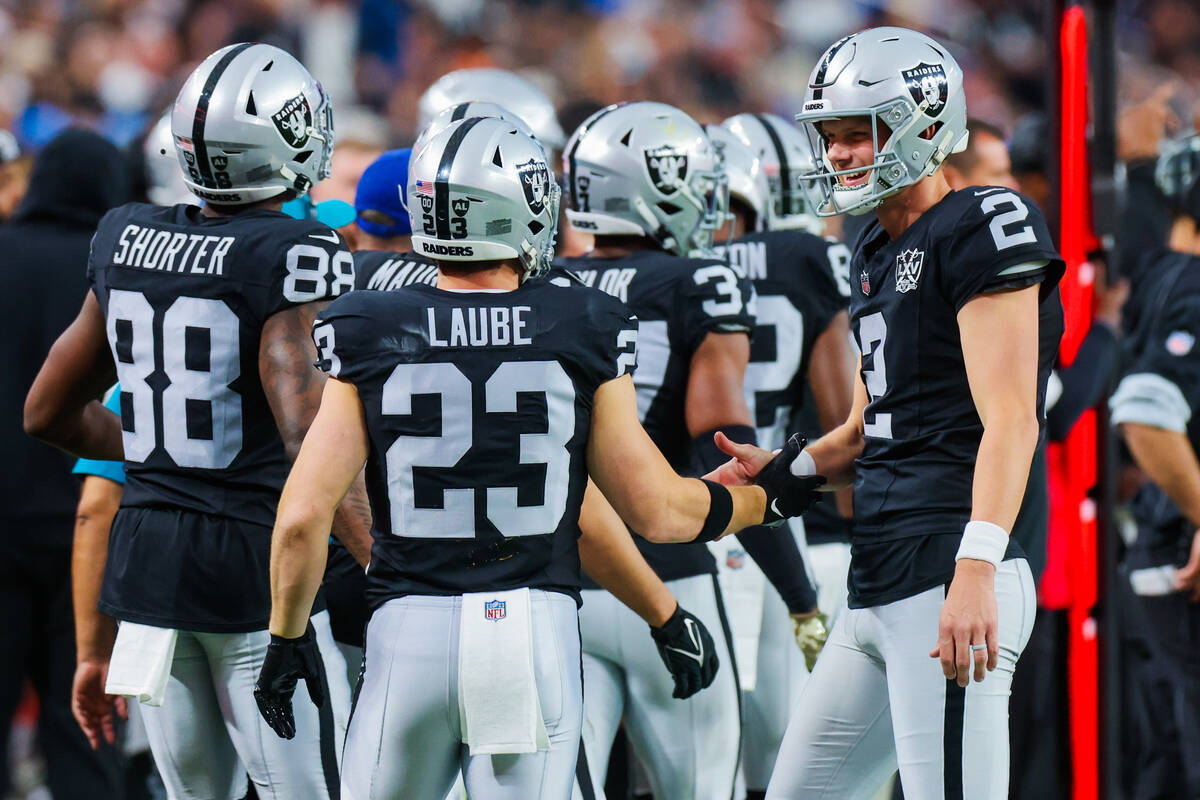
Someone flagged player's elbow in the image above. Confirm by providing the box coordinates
[983,407,1040,449]
[23,390,62,443]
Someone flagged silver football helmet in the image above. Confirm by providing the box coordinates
[794,27,969,216]
[144,111,195,206]
[563,102,726,256]
[413,101,540,158]
[418,68,565,151]
[171,43,334,205]
[705,124,769,233]
[408,117,559,278]
[721,112,821,233]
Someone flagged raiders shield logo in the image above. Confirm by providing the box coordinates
[895,248,925,293]
[452,198,469,217]
[419,194,434,213]
[644,146,688,195]
[517,159,550,215]
[271,93,312,148]
[212,155,228,171]
[901,63,948,116]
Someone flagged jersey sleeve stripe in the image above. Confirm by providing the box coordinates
[1110,372,1191,433]
[996,259,1049,277]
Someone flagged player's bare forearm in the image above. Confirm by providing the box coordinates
[807,311,857,515]
[578,479,676,627]
[685,332,754,436]
[589,374,769,541]
[73,476,122,662]
[269,379,369,638]
[260,301,331,461]
[25,292,122,460]
[799,361,868,489]
[331,471,374,567]
[959,286,1041,533]
[1122,423,1200,529]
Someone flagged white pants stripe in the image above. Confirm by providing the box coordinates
[139,611,350,800]
[341,591,582,800]
[766,559,1036,800]
[574,574,741,800]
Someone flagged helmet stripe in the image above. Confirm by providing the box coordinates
[451,102,470,122]
[755,114,792,217]
[811,34,853,101]
[566,104,620,211]
[192,43,255,193]
[434,116,486,240]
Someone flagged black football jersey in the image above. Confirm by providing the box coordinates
[312,278,637,604]
[1112,255,1200,569]
[555,250,756,581]
[88,202,352,630]
[89,203,353,523]
[846,187,1064,607]
[353,248,438,291]
[715,229,850,450]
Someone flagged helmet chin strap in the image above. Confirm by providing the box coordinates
[632,196,679,253]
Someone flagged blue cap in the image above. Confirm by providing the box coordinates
[354,148,412,238]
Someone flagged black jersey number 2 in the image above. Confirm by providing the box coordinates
[381,360,575,538]
[857,311,891,438]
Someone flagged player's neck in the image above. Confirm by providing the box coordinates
[201,196,286,218]
[874,173,952,240]
[358,233,412,254]
[436,260,523,291]
[588,235,659,259]
[1168,215,1200,255]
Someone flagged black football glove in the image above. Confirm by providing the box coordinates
[254,625,325,740]
[756,434,827,525]
[650,605,719,699]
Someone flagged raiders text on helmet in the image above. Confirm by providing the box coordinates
[793,27,969,216]
[721,112,822,233]
[705,124,770,233]
[418,68,565,151]
[408,116,560,277]
[171,43,334,205]
[563,101,727,256]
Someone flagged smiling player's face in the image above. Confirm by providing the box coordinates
[818,117,884,188]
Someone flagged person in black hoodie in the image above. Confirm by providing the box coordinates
[0,127,128,799]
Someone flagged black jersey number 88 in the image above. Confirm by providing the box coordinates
[381,360,575,538]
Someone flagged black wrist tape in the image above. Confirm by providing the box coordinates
[696,480,734,542]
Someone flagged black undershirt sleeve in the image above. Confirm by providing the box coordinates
[1046,322,1118,442]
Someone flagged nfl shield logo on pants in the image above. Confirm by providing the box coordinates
[484,600,506,622]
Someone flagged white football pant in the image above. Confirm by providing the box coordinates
[139,611,350,800]
[341,591,582,800]
[574,574,740,800]
[766,558,1036,800]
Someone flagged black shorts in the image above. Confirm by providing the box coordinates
[99,506,324,633]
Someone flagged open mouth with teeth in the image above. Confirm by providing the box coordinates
[837,169,870,188]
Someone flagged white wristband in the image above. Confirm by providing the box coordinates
[955,520,1009,568]
[790,448,817,477]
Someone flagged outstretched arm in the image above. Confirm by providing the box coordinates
[577,479,676,627]
[24,293,122,460]
[934,284,1041,688]
[267,378,370,638]
[260,303,373,566]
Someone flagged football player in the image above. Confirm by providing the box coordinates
[706,122,857,799]
[24,43,369,800]
[350,115,726,704]
[557,101,815,800]
[251,117,820,799]
[1110,133,1200,799]
[713,28,1064,799]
